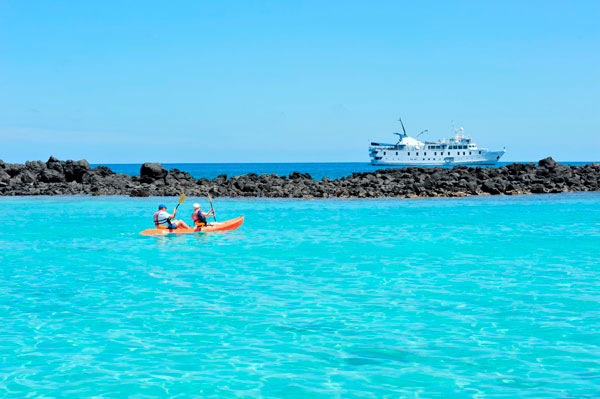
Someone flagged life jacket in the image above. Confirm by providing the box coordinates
[192,210,207,227]
[153,210,171,228]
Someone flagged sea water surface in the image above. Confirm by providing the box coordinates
[1,193,600,398]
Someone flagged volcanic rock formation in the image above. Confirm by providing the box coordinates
[0,157,598,198]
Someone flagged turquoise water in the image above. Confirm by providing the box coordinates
[1,193,600,398]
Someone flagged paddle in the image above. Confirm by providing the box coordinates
[208,193,217,222]
[175,193,186,211]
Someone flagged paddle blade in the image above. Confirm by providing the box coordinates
[175,193,186,210]
[208,194,217,222]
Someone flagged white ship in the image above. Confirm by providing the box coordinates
[369,119,505,166]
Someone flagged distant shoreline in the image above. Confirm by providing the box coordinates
[89,161,598,181]
[1,157,598,198]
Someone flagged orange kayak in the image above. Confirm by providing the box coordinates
[139,216,244,236]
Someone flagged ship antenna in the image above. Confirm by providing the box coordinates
[416,129,428,138]
[398,117,407,136]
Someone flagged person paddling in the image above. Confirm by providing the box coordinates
[153,204,190,230]
[191,203,215,229]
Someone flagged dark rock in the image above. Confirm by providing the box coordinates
[40,168,66,183]
[103,173,131,189]
[5,163,26,177]
[64,160,90,183]
[46,156,65,173]
[0,169,10,183]
[538,157,556,169]
[289,172,313,180]
[17,170,37,184]
[1,157,598,198]
[213,174,228,185]
[531,184,546,194]
[481,180,500,194]
[140,162,167,183]
[92,166,114,177]
[82,172,101,185]
[130,188,150,197]
[168,169,194,182]
[25,161,46,173]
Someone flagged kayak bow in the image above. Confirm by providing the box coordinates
[139,216,244,236]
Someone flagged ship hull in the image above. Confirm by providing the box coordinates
[370,150,505,166]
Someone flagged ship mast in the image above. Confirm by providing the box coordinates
[398,117,407,136]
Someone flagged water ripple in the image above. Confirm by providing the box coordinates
[1,193,599,397]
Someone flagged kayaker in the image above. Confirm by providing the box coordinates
[191,203,215,228]
[153,204,190,229]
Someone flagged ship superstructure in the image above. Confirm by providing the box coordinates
[369,119,505,166]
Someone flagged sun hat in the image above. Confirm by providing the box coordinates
[193,203,201,209]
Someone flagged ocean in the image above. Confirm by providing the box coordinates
[1,192,599,397]
[94,161,595,181]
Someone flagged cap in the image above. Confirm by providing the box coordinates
[193,203,201,209]
[158,204,167,209]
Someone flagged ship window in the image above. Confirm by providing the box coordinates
[434,152,437,155]
[424,152,427,156]
[479,151,481,154]
[457,152,460,155]
[384,151,386,155]
[469,152,471,155]
[448,152,450,155]
[416,152,419,156]
[463,152,465,155]
[396,152,398,155]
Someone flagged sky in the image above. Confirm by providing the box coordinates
[0,1,598,163]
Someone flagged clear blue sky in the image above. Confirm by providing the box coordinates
[1,1,598,163]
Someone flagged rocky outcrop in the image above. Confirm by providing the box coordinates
[0,156,598,198]
[140,162,168,184]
